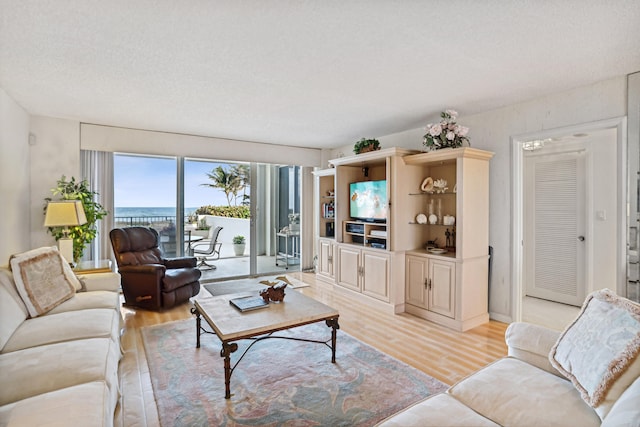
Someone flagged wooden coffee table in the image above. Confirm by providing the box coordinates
[192,287,340,399]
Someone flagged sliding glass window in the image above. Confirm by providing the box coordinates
[113,153,301,281]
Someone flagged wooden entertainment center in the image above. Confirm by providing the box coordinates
[313,147,494,331]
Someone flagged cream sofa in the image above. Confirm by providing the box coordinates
[379,290,640,427]
[0,249,123,427]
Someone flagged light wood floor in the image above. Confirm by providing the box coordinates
[118,272,508,426]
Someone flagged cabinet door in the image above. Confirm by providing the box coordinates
[318,239,334,278]
[336,245,361,292]
[429,259,456,318]
[362,250,390,302]
[406,255,428,308]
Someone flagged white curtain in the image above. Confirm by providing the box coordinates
[80,150,114,263]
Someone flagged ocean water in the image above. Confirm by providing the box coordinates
[114,207,197,218]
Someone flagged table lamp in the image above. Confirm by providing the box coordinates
[44,200,87,265]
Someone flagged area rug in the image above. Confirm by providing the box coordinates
[204,275,309,297]
[142,319,447,427]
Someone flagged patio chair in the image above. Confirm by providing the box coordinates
[192,226,223,269]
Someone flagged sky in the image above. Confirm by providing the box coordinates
[114,155,241,208]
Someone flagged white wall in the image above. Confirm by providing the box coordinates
[28,116,81,250]
[0,88,31,266]
[326,76,628,322]
[80,123,322,167]
[24,119,323,266]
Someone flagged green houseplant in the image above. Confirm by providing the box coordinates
[232,235,246,256]
[353,138,381,154]
[44,176,108,263]
[197,218,210,231]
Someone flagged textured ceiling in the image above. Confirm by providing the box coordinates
[1,1,639,149]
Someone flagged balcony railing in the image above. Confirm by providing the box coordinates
[114,215,176,228]
[114,215,180,256]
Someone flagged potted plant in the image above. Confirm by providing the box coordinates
[185,213,198,230]
[193,217,211,237]
[232,235,246,256]
[353,138,381,154]
[44,175,108,263]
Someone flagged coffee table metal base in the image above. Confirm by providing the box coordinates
[191,307,339,399]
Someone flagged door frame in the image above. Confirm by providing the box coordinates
[510,117,627,322]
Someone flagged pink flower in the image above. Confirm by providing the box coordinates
[445,109,458,119]
[458,126,469,136]
[446,131,456,141]
[429,124,442,137]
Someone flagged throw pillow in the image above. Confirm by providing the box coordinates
[9,246,77,317]
[549,288,640,419]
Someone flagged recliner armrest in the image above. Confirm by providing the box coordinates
[505,322,564,377]
[163,257,197,269]
[118,264,167,274]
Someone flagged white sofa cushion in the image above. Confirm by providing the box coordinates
[47,290,120,315]
[0,269,28,352]
[448,357,601,427]
[76,272,121,292]
[601,375,640,427]
[0,337,121,407]
[376,393,499,427]
[9,247,80,317]
[549,288,640,419]
[0,381,114,427]
[1,308,121,353]
[505,321,563,377]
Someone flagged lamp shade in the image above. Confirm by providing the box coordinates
[44,201,87,227]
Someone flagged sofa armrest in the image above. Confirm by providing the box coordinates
[505,322,564,377]
[163,257,197,269]
[76,272,121,292]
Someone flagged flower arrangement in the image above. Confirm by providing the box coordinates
[423,110,470,150]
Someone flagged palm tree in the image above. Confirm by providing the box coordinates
[202,164,250,206]
[202,166,237,206]
[232,164,251,206]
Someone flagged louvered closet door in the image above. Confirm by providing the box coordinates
[524,150,586,306]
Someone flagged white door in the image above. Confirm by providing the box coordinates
[524,149,587,306]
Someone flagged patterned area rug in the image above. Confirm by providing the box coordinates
[142,319,447,427]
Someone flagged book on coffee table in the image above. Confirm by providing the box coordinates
[229,295,269,312]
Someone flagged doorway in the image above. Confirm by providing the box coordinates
[512,119,626,330]
[523,145,587,307]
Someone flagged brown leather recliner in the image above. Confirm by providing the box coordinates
[110,226,201,310]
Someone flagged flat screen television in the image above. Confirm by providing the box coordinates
[349,180,387,222]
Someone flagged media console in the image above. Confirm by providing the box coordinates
[343,220,387,249]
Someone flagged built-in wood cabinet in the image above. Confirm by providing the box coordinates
[317,237,335,280]
[314,168,336,240]
[403,147,494,331]
[336,244,390,302]
[406,254,455,319]
[313,147,493,328]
